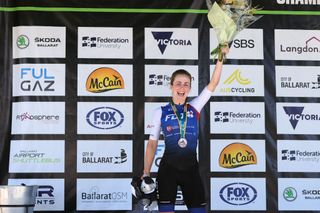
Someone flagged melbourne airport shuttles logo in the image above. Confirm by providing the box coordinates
[12,150,61,164]
[86,107,124,130]
[17,35,29,49]
[86,67,124,93]
[219,182,257,205]
[151,31,192,54]
[219,143,257,169]
[283,187,297,202]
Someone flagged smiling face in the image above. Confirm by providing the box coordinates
[170,74,191,105]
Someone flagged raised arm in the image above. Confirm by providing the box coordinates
[207,46,229,92]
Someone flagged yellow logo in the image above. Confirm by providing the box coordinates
[219,143,257,168]
[86,67,124,93]
[223,69,251,85]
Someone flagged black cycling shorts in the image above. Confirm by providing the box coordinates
[156,161,206,209]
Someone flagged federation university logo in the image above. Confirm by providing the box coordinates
[283,106,304,129]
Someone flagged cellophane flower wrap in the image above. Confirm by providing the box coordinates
[207,0,262,61]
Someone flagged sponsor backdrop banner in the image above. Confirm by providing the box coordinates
[0,0,320,212]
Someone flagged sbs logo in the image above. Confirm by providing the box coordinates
[220,182,257,205]
[86,67,124,93]
[219,143,257,168]
[86,107,124,130]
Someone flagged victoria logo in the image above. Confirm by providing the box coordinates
[219,143,257,168]
[86,107,124,130]
[283,187,297,202]
[283,106,304,129]
[17,35,30,49]
[151,31,192,54]
[219,182,257,205]
[86,67,124,93]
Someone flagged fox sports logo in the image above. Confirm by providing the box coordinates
[219,182,257,205]
[86,107,124,129]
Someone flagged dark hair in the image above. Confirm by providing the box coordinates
[170,69,192,86]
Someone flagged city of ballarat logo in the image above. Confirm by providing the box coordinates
[283,106,304,129]
[82,149,127,164]
[86,67,124,93]
[17,35,30,49]
[280,75,320,90]
[219,143,257,168]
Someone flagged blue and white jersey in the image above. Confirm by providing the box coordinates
[149,87,212,170]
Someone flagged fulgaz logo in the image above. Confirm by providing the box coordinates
[86,67,124,93]
[219,143,257,168]
[219,182,257,205]
[151,31,192,54]
[20,67,55,92]
[17,35,29,49]
[283,187,297,202]
[86,107,124,130]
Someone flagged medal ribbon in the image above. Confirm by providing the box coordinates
[170,101,188,139]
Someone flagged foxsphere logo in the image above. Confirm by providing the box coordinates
[17,35,29,49]
[283,187,297,202]
[219,182,257,205]
[16,112,59,123]
[86,107,124,129]
[152,31,192,54]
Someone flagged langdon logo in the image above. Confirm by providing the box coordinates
[17,35,29,49]
[82,149,127,164]
[151,31,192,54]
[219,143,257,168]
[219,182,257,205]
[86,107,124,130]
[280,37,320,55]
[86,67,124,93]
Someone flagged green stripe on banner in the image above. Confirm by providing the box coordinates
[0,7,320,15]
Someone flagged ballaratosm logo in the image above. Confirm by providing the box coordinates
[219,182,257,205]
[86,67,124,93]
[86,107,124,129]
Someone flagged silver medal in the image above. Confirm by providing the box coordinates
[178,138,188,148]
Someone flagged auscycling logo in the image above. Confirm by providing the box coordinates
[17,35,29,49]
[283,106,320,129]
[277,0,320,5]
[220,69,255,94]
[280,37,320,54]
[151,31,192,54]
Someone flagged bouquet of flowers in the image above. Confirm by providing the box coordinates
[207,0,262,61]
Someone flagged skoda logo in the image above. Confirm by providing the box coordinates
[17,35,30,49]
[283,187,297,202]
